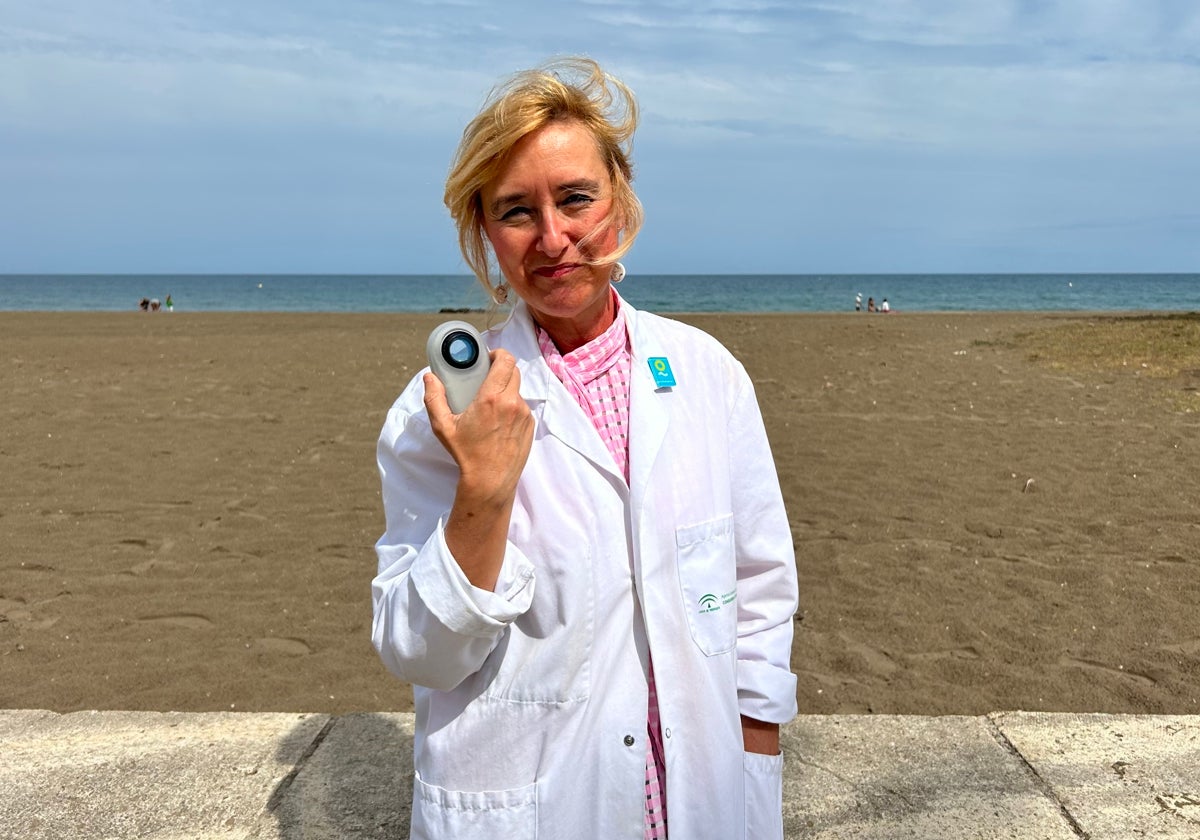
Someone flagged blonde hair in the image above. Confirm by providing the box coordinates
[444,57,644,300]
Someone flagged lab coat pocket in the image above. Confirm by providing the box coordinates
[743,750,784,840]
[675,514,737,656]
[411,772,537,840]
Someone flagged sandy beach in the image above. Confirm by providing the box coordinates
[2,310,1198,716]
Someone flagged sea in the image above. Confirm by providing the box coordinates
[1,274,1197,314]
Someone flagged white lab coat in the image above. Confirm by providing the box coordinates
[373,296,798,839]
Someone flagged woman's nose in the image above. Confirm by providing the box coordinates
[536,211,569,255]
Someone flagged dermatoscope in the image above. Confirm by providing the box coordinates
[426,321,491,414]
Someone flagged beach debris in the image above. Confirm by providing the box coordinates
[1154,792,1200,825]
[1022,478,1036,493]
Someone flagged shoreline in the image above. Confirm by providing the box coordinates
[2,307,1194,315]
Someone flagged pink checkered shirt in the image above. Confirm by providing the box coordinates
[536,299,669,838]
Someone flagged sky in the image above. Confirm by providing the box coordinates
[2,0,1199,274]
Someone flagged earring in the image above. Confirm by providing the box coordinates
[610,262,626,284]
[493,282,509,304]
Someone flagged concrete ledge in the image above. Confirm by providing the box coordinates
[2,711,1198,838]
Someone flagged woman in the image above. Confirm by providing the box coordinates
[372,57,798,839]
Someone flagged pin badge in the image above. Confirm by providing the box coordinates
[648,357,676,388]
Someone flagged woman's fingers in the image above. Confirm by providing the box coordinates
[424,350,533,499]
[459,352,532,454]
[479,349,518,398]
[425,349,516,423]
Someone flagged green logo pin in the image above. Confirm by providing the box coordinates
[648,357,676,388]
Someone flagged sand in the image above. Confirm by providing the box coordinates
[2,310,1198,716]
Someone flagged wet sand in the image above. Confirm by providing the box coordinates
[2,310,1198,715]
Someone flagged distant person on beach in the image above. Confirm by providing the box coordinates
[881,298,890,313]
[138,297,150,312]
[165,294,174,312]
[867,296,876,312]
[855,292,862,311]
[371,57,797,840]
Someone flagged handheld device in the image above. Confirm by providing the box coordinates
[426,321,491,414]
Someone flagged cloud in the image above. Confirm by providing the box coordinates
[6,0,1198,146]
[3,0,1199,272]
[0,4,494,137]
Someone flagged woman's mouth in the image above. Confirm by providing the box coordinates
[533,263,580,280]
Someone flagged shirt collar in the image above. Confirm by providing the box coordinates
[535,289,630,384]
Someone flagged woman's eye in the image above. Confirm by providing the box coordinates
[500,206,531,222]
[562,193,594,210]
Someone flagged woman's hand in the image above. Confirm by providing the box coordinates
[424,349,533,591]
[741,715,781,756]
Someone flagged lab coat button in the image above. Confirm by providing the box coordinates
[623,734,635,747]
[664,728,672,738]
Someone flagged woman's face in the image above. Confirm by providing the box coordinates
[481,120,620,348]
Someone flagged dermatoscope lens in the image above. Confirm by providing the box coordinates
[442,331,479,369]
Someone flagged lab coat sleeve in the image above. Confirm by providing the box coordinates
[371,394,536,692]
[729,373,799,725]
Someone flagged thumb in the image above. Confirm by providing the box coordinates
[422,372,454,425]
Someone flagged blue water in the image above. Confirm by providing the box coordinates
[1,274,1197,313]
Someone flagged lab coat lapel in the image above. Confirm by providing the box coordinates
[625,305,670,503]
[503,301,624,482]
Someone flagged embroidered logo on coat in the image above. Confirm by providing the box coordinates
[697,589,736,614]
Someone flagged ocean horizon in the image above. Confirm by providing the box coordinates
[2,273,1198,314]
